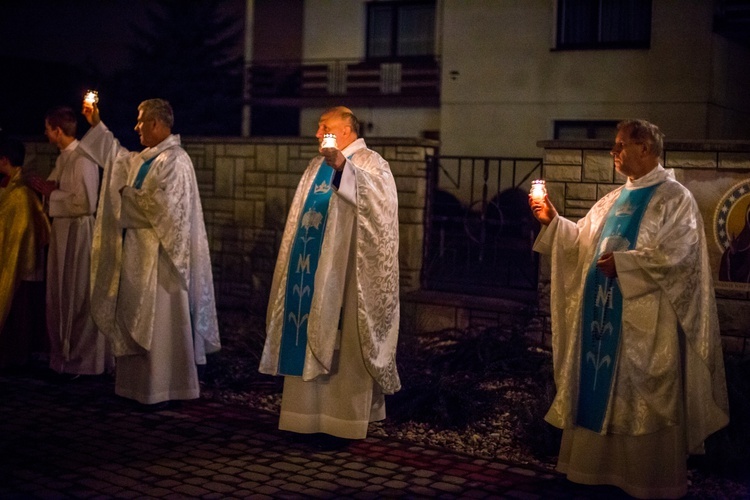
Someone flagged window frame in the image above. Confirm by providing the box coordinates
[365,0,436,61]
[555,0,652,51]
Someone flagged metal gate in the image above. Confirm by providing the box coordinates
[421,154,543,296]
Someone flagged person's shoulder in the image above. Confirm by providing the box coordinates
[71,147,98,166]
[352,146,388,167]
[597,185,624,204]
[660,176,693,199]
[160,142,192,163]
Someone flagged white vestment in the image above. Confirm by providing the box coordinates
[78,123,220,404]
[534,166,729,498]
[46,139,110,375]
[260,138,400,438]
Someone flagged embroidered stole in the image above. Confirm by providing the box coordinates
[122,155,157,240]
[576,183,661,432]
[133,156,157,189]
[279,162,336,376]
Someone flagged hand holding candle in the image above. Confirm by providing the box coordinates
[320,133,344,170]
[84,90,99,106]
[529,179,557,226]
[321,133,337,150]
[81,90,101,126]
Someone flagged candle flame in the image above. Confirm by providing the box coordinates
[84,90,99,104]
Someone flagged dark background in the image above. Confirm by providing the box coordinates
[0,0,246,149]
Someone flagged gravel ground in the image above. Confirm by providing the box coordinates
[202,310,750,499]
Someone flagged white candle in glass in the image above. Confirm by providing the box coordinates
[321,133,337,149]
[530,179,547,201]
[84,90,99,105]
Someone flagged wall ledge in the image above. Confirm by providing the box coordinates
[537,139,750,153]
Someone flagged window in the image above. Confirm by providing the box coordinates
[554,120,619,140]
[367,1,436,59]
[556,0,651,50]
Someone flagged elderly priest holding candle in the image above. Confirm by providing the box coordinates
[529,119,729,498]
[260,106,401,447]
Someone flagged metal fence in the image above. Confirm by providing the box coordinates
[421,155,543,296]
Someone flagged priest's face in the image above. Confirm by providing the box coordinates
[135,110,159,148]
[44,120,63,149]
[611,129,649,180]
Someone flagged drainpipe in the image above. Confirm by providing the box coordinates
[241,0,254,137]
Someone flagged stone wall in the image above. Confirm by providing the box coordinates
[24,136,437,313]
[23,135,749,356]
[536,139,750,356]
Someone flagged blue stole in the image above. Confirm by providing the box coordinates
[278,162,337,375]
[576,183,662,432]
[133,156,157,189]
[122,155,157,240]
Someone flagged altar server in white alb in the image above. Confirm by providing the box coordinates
[29,106,110,376]
[530,119,729,499]
[79,98,220,406]
[260,106,400,441]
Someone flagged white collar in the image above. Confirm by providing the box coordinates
[626,164,673,189]
[62,139,79,153]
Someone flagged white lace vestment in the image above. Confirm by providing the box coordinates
[260,138,401,396]
[78,122,220,366]
[46,139,110,374]
[534,166,729,453]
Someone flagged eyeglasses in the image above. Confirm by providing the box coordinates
[610,141,642,153]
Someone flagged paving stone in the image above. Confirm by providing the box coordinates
[335,477,369,488]
[0,372,606,500]
[433,481,465,493]
[173,484,211,496]
[362,466,396,477]
[382,479,409,489]
[340,469,370,480]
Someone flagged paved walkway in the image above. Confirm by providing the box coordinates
[0,369,628,499]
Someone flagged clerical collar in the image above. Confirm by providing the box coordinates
[626,164,669,189]
[62,139,79,153]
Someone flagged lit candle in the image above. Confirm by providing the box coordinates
[530,179,547,201]
[321,133,337,150]
[84,90,99,105]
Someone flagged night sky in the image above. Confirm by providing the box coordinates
[0,0,245,140]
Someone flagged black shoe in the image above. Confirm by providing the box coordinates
[132,400,181,412]
[310,434,353,451]
[48,371,82,383]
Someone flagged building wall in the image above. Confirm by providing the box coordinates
[439,0,750,157]
[296,0,441,139]
[709,36,750,139]
[245,1,750,154]
[535,138,750,356]
[299,107,441,140]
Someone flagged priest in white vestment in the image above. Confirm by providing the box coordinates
[260,107,400,441]
[530,119,729,498]
[29,106,111,376]
[78,98,220,406]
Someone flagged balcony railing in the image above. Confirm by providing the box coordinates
[246,58,440,106]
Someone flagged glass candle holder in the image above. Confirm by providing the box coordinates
[321,133,337,149]
[84,90,99,105]
[530,179,547,201]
